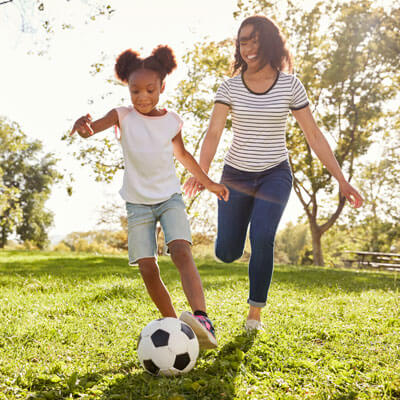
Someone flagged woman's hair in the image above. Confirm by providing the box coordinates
[233,16,293,74]
[115,45,177,83]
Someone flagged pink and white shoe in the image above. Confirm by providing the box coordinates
[179,311,218,349]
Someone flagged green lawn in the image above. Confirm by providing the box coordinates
[0,250,399,400]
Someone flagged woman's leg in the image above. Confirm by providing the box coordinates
[247,163,292,320]
[137,257,177,318]
[215,189,255,263]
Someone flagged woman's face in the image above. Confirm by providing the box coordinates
[128,69,165,115]
[238,24,260,68]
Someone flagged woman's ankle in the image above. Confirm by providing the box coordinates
[247,306,262,321]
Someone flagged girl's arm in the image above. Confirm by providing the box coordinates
[172,131,229,201]
[70,109,119,138]
[184,103,230,197]
[291,106,363,208]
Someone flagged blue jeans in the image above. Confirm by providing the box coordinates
[215,160,292,307]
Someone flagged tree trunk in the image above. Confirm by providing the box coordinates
[0,229,6,248]
[310,224,324,266]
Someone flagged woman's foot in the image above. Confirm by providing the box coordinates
[179,311,218,349]
[245,319,264,332]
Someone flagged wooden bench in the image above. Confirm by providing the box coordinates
[342,251,400,271]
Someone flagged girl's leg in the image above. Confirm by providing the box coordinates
[137,257,177,318]
[247,163,292,320]
[158,194,217,348]
[168,239,206,313]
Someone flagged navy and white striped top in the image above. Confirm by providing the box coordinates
[215,71,309,172]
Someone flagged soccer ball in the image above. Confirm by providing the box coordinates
[137,317,199,376]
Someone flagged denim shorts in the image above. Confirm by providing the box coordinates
[125,193,192,264]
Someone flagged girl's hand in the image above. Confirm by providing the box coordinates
[339,180,363,208]
[183,177,205,198]
[70,114,94,138]
[207,182,230,202]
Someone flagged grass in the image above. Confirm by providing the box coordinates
[0,250,399,399]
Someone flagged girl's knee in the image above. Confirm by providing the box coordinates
[138,258,159,276]
[168,240,192,261]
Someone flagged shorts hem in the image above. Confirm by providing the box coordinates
[165,237,192,246]
[129,255,157,265]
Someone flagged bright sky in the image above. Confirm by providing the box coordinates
[0,0,317,241]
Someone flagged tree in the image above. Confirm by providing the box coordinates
[275,222,310,265]
[236,0,400,264]
[0,117,61,248]
[1,0,114,54]
[329,122,400,254]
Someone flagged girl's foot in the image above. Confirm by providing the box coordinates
[245,319,264,332]
[179,311,218,349]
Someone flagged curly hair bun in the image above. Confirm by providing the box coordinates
[115,49,142,83]
[151,45,177,75]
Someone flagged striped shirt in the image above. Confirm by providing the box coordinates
[215,71,309,172]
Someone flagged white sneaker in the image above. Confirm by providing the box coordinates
[245,319,264,332]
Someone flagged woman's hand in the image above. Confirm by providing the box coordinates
[183,177,205,198]
[70,114,94,138]
[207,182,230,201]
[339,180,363,208]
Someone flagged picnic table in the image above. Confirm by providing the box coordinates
[342,251,400,271]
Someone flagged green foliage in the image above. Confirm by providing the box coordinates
[0,117,61,248]
[61,230,128,254]
[275,222,310,265]
[324,128,400,256]
[0,250,399,399]
[7,0,115,55]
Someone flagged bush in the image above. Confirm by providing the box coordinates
[52,242,71,252]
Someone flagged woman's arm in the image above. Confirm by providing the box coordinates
[173,132,229,201]
[183,103,230,198]
[292,106,363,208]
[70,109,119,138]
[199,103,230,173]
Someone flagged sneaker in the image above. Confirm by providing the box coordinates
[179,311,218,349]
[245,319,264,332]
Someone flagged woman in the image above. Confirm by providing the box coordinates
[184,16,363,331]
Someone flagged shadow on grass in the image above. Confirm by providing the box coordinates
[26,332,257,400]
[197,261,399,293]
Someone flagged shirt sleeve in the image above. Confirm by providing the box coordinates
[214,80,232,107]
[169,112,184,139]
[115,106,132,125]
[289,76,309,110]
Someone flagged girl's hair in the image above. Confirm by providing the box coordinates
[115,45,177,83]
[233,16,293,75]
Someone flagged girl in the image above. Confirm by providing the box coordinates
[71,45,229,349]
[184,16,363,331]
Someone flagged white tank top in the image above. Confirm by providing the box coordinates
[115,106,182,204]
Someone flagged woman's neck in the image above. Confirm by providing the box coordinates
[244,63,277,81]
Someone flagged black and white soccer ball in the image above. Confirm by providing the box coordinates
[137,317,199,376]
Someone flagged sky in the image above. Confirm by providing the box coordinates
[0,0,320,241]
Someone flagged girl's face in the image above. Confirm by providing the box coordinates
[238,24,261,69]
[128,69,165,115]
